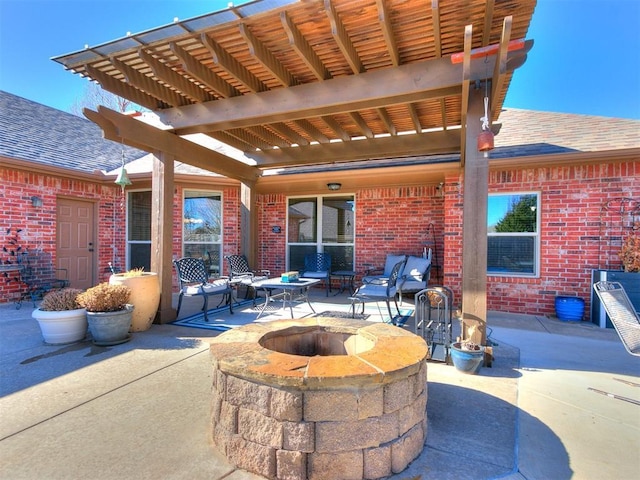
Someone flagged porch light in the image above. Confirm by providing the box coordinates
[327,182,342,191]
[31,196,43,208]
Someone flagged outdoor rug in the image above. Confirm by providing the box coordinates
[171,300,261,331]
[172,300,413,332]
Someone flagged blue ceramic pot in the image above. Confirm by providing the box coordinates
[450,342,484,374]
[555,296,585,321]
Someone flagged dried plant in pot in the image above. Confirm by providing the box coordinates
[619,233,640,273]
[32,288,87,345]
[77,282,134,346]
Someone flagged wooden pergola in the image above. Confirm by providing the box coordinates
[53,0,536,343]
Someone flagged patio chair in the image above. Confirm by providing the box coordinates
[362,254,407,285]
[592,281,640,356]
[301,253,332,296]
[397,251,432,304]
[173,257,233,321]
[350,260,404,324]
[224,254,270,302]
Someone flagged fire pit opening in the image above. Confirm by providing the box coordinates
[259,325,375,356]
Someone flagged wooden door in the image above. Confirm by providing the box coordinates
[57,198,95,290]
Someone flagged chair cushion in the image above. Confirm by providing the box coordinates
[183,281,229,295]
[403,256,430,281]
[302,271,329,279]
[399,279,427,292]
[355,283,396,298]
[384,255,406,276]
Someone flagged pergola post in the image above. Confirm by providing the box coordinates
[461,85,489,346]
[240,181,257,266]
[151,151,176,323]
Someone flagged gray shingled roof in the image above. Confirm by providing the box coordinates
[0,90,145,172]
[1,90,638,177]
[492,108,640,158]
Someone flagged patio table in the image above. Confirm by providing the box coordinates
[251,277,320,319]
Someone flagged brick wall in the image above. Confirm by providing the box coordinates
[2,158,638,322]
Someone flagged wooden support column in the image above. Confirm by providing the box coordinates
[461,86,488,346]
[240,181,257,267]
[151,151,176,323]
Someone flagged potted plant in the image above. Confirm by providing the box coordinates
[32,288,86,345]
[450,325,484,374]
[109,267,160,332]
[77,282,133,346]
[619,233,640,272]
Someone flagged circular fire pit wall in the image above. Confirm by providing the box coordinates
[209,318,429,480]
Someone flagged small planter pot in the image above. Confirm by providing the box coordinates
[32,308,87,345]
[86,305,134,346]
[109,273,160,332]
[555,296,585,322]
[450,342,484,374]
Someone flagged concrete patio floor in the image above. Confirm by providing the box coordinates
[0,290,638,479]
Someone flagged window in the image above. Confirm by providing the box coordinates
[127,190,151,271]
[287,195,355,272]
[487,193,540,276]
[183,190,222,276]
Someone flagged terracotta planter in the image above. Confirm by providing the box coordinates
[32,308,87,345]
[109,273,160,332]
[86,305,133,346]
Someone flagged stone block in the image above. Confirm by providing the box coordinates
[271,387,303,421]
[283,421,315,452]
[276,449,307,480]
[304,390,359,421]
[398,390,427,435]
[363,444,392,479]
[238,407,283,448]
[226,374,271,415]
[308,450,363,480]
[315,413,398,452]
[391,424,425,473]
[357,387,384,419]
[217,400,238,434]
[228,435,276,479]
[383,378,412,413]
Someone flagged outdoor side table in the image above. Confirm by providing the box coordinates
[331,270,356,296]
[251,277,320,319]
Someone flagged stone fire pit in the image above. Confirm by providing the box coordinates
[209,317,428,480]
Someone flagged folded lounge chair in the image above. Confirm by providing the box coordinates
[592,281,640,356]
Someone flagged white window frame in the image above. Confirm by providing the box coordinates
[286,194,356,271]
[487,191,541,278]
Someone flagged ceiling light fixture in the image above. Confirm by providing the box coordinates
[327,182,342,191]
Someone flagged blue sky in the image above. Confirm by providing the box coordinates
[1,0,639,119]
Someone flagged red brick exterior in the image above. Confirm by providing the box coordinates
[2,158,638,322]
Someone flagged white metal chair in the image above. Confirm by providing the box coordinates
[592,281,640,356]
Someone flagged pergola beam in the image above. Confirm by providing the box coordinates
[248,129,460,167]
[159,57,471,133]
[85,106,259,183]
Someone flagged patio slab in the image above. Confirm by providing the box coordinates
[0,293,637,479]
